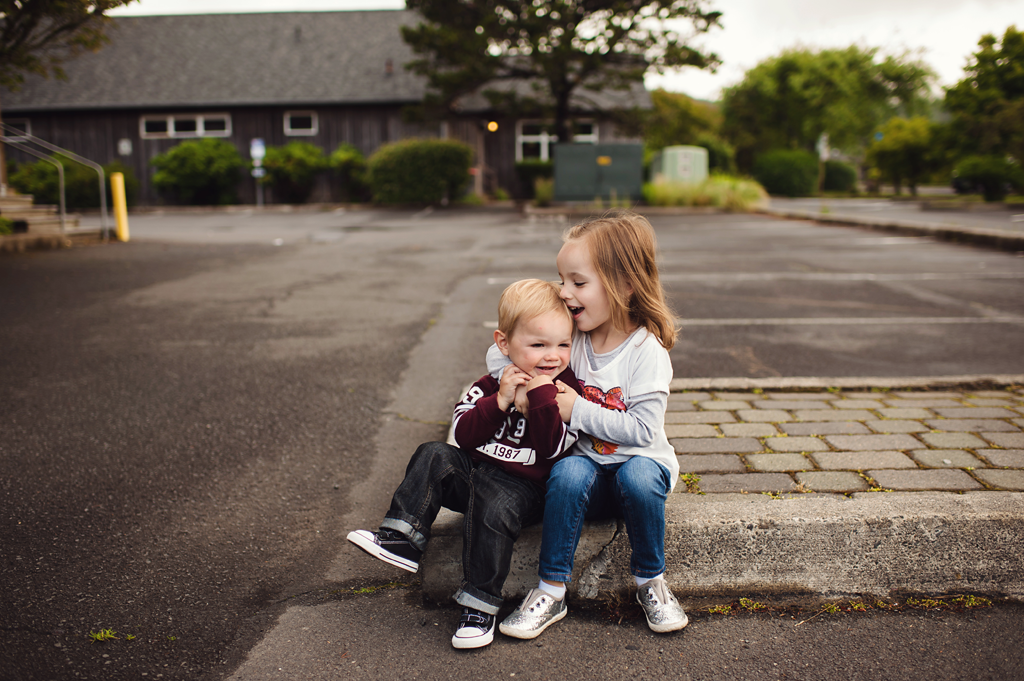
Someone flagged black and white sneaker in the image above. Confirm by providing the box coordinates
[451,607,495,649]
[347,529,422,573]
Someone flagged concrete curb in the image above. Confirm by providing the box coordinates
[421,376,1024,607]
[758,207,1024,253]
[421,492,1024,605]
[670,374,1024,392]
[421,495,1024,607]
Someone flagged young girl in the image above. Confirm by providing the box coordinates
[497,211,687,638]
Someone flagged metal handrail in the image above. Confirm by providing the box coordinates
[0,141,65,234]
[0,122,109,239]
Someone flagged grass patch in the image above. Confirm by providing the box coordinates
[643,175,768,211]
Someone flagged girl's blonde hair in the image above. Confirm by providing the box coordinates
[565,211,678,350]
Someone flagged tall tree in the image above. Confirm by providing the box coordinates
[865,116,934,196]
[401,0,722,143]
[0,0,137,186]
[642,88,718,151]
[721,46,934,171]
[944,25,1024,163]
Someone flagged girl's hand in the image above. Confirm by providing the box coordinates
[554,380,578,423]
[497,364,529,412]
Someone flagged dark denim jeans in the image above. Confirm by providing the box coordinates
[538,454,671,583]
[379,441,544,615]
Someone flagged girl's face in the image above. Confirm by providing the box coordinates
[556,239,615,338]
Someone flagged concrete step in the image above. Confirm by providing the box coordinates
[0,227,103,253]
[419,491,1024,607]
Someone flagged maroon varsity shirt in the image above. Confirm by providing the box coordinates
[451,367,581,486]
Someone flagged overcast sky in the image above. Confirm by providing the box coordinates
[111,0,1022,101]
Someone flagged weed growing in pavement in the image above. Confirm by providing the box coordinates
[680,473,704,494]
[739,598,768,612]
[87,628,118,643]
[351,580,409,595]
[701,594,993,622]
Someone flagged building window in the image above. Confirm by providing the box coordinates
[140,113,232,139]
[515,120,597,161]
[284,111,318,136]
[3,118,31,142]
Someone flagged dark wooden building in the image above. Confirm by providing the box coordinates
[1,10,646,205]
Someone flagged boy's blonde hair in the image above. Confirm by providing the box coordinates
[565,211,678,350]
[498,278,573,338]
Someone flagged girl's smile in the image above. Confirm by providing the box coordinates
[556,239,624,351]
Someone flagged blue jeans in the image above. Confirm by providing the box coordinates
[538,454,670,583]
[379,441,544,615]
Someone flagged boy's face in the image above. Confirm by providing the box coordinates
[495,309,573,378]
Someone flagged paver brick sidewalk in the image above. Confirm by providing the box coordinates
[667,388,1024,496]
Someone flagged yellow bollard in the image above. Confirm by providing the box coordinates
[111,172,130,242]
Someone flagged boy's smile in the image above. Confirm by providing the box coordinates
[497,309,573,378]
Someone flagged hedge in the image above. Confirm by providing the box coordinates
[752,149,819,197]
[151,138,244,205]
[9,157,139,210]
[823,160,857,192]
[367,138,473,204]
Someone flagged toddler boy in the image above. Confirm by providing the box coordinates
[348,278,578,649]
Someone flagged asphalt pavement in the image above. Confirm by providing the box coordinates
[2,203,1022,680]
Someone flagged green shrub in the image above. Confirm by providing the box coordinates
[642,175,768,211]
[0,216,13,235]
[823,160,857,192]
[261,141,328,204]
[514,160,554,198]
[329,143,369,202]
[368,138,473,204]
[151,138,244,205]
[695,134,737,175]
[752,149,819,197]
[953,155,1024,202]
[8,157,139,210]
[534,177,554,207]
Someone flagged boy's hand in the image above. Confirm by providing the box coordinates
[497,364,530,412]
[554,380,578,423]
[514,374,554,419]
[513,383,530,418]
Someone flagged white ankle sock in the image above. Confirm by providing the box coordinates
[635,573,664,588]
[538,580,566,600]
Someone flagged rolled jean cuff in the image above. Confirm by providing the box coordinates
[453,583,503,615]
[538,570,572,585]
[380,516,427,553]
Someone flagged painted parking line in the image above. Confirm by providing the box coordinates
[677,316,1024,326]
[661,272,1024,282]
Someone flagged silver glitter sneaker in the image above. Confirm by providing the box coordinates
[636,577,688,633]
[498,588,567,639]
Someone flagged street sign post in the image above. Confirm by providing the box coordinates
[250,138,266,207]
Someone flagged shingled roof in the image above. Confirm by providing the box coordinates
[2,10,427,112]
[2,10,651,114]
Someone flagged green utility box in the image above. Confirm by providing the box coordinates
[553,143,644,202]
[649,145,708,184]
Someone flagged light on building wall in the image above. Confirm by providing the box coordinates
[486,121,499,132]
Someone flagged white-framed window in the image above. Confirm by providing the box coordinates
[3,118,31,142]
[140,113,232,139]
[284,111,318,136]
[515,120,598,161]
